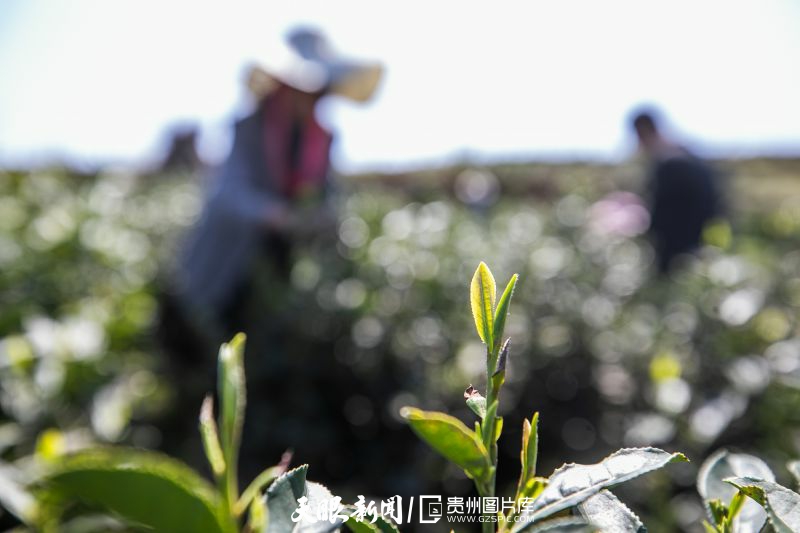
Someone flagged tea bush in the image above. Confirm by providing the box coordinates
[2,161,800,530]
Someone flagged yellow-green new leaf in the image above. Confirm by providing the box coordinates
[402,407,492,483]
[518,413,539,493]
[470,262,496,346]
[493,274,518,351]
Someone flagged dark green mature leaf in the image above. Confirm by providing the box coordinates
[697,449,774,533]
[401,407,491,482]
[726,477,800,533]
[265,465,308,533]
[578,490,646,532]
[492,273,518,351]
[37,448,234,533]
[264,467,345,533]
[513,447,687,531]
[470,262,496,346]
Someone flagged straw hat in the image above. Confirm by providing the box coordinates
[246,28,383,102]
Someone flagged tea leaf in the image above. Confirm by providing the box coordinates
[464,386,487,419]
[296,481,346,532]
[37,448,235,533]
[401,407,492,483]
[247,491,267,533]
[578,490,646,532]
[492,273,518,351]
[265,465,308,533]
[218,333,247,460]
[513,447,687,529]
[517,413,539,496]
[725,477,800,533]
[470,262,496,346]
[697,449,773,533]
[199,396,226,479]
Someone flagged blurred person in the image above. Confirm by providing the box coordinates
[631,108,723,273]
[159,124,203,173]
[161,28,381,345]
[156,28,381,461]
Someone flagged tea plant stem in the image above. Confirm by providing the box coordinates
[482,345,500,532]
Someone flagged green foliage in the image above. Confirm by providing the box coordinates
[263,466,310,533]
[470,261,497,347]
[35,448,235,533]
[401,407,492,486]
[16,334,398,532]
[577,491,645,533]
[697,449,774,532]
[492,274,519,353]
[517,413,539,495]
[5,164,800,530]
[725,478,800,533]
[513,448,687,529]
[404,263,686,532]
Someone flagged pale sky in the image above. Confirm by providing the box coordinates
[1,0,799,172]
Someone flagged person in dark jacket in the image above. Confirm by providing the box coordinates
[631,109,723,273]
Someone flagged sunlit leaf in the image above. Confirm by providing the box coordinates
[37,448,235,533]
[470,262,496,346]
[218,333,247,461]
[697,449,774,533]
[513,447,687,530]
[578,490,645,532]
[517,413,539,497]
[297,481,345,532]
[492,273,518,351]
[218,333,247,509]
[401,407,491,483]
[726,477,800,533]
[265,465,308,533]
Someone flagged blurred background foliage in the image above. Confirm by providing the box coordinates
[2,159,800,531]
